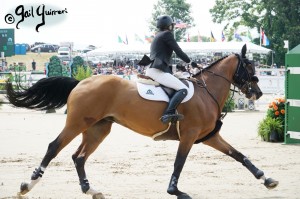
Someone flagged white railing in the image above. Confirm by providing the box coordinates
[256,68,285,95]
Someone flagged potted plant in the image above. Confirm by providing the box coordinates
[257,97,285,142]
[266,117,284,142]
[258,117,270,141]
[258,117,283,142]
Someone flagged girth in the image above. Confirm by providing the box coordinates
[153,120,223,144]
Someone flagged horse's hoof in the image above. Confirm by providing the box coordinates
[167,187,175,195]
[19,182,30,195]
[92,192,105,199]
[264,178,279,189]
[177,193,192,199]
[167,186,181,195]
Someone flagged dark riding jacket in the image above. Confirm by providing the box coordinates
[150,30,191,73]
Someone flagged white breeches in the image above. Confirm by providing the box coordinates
[146,68,188,91]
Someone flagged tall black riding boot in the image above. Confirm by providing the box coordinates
[160,89,188,124]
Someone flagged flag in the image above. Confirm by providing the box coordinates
[221,31,225,42]
[197,31,202,42]
[118,35,123,43]
[261,28,270,46]
[174,19,188,29]
[118,35,128,45]
[234,31,242,41]
[237,30,252,42]
[134,34,144,43]
[210,31,216,42]
[262,35,270,46]
[145,35,154,43]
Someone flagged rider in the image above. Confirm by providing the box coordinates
[145,15,197,124]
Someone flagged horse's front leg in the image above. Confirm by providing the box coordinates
[167,131,198,199]
[203,133,279,189]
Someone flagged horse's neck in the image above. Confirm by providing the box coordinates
[198,56,238,108]
[208,56,237,84]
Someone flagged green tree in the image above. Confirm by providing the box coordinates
[210,0,300,66]
[71,56,85,77]
[73,65,92,81]
[47,56,71,77]
[150,0,194,41]
[47,56,62,77]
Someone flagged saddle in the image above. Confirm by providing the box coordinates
[136,74,194,102]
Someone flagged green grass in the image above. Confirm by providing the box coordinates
[4,52,57,71]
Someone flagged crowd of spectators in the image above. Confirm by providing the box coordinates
[90,58,207,78]
[90,55,214,75]
[90,58,146,76]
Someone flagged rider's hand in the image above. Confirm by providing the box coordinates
[190,61,198,68]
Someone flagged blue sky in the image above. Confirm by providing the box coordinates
[1,0,224,49]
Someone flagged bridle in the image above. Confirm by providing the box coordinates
[191,54,258,119]
[232,54,258,95]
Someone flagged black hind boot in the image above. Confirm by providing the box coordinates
[160,89,188,124]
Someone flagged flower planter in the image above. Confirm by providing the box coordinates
[269,130,279,142]
[258,97,285,143]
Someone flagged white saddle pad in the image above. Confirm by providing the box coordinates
[136,81,194,103]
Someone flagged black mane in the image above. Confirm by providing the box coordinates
[192,55,229,77]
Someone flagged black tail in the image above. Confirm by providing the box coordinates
[6,76,80,110]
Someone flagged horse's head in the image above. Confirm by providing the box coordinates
[233,44,263,100]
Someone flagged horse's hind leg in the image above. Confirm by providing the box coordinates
[203,133,279,189]
[19,123,87,195]
[72,119,112,199]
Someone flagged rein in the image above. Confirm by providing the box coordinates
[190,54,243,120]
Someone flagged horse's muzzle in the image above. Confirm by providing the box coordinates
[257,91,263,99]
[246,90,262,100]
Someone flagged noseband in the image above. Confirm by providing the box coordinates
[232,54,257,93]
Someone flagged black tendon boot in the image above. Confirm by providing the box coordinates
[160,89,188,124]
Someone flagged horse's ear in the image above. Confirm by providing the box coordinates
[241,44,247,58]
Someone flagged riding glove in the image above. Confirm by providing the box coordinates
[190,62,198,68]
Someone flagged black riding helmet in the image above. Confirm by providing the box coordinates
[156,15,175,30]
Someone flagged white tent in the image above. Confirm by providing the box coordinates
[87,43,150,56]
[87,42,271,56]
[179,42,271,54]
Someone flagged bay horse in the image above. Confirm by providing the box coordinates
[6,45,278,199]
